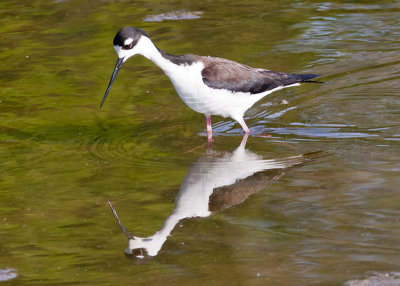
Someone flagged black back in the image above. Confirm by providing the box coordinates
[201,57,320,94]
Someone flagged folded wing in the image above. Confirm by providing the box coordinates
[201,57,319,94]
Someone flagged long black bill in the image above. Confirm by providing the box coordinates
[100,57,124,108]
[108,201,135,240]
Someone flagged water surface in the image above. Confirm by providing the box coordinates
[0,0,399,285]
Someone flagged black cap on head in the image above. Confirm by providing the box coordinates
[100,27,149,108]
[113,27,149,49]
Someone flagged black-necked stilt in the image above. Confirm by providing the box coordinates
[108,136,325,258]
[101,27,320,141]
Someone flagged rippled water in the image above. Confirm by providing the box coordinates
[0,0,399,285]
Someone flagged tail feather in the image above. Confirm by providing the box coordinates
[293,73,323,83]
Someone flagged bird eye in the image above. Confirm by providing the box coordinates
[123,43,133,50]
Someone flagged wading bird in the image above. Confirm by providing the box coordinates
[108,135,325,258]
[101,27,320,141]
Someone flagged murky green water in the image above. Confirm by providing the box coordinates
[1,0,399,285]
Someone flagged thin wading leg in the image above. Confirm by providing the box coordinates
[237,118,250,134]
[240,132,249,148]
[206,115,213,142]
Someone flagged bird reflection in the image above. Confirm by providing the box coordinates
[108,135,324,259]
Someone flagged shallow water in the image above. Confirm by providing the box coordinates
[0,0,399,285]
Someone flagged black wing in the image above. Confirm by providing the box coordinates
[201,57,319,94]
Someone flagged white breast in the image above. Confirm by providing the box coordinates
[164,62,251,119]
[163,61,300,121]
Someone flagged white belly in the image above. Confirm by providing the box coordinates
[165,62,256,119]
[165,62,299,121]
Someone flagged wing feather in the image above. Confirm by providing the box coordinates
[200,57,319,94]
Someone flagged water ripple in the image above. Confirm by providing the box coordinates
[0,268,17,282]
[143,11,203,22]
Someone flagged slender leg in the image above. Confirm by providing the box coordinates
[237,118,250,134]
[239,132,249,148]
[206,115,213,142]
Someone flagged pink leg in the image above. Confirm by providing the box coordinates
[206,115,213,142]
[240,132,249,148]
[237,118,250,134]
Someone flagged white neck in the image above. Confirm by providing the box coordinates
[135,37,181,77]
[127,212,182,257]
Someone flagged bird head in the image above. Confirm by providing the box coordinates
[100,27,150,108]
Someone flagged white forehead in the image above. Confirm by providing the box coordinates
[113,44,134,62]
[113,36,150,62]
[124,38,134,45]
